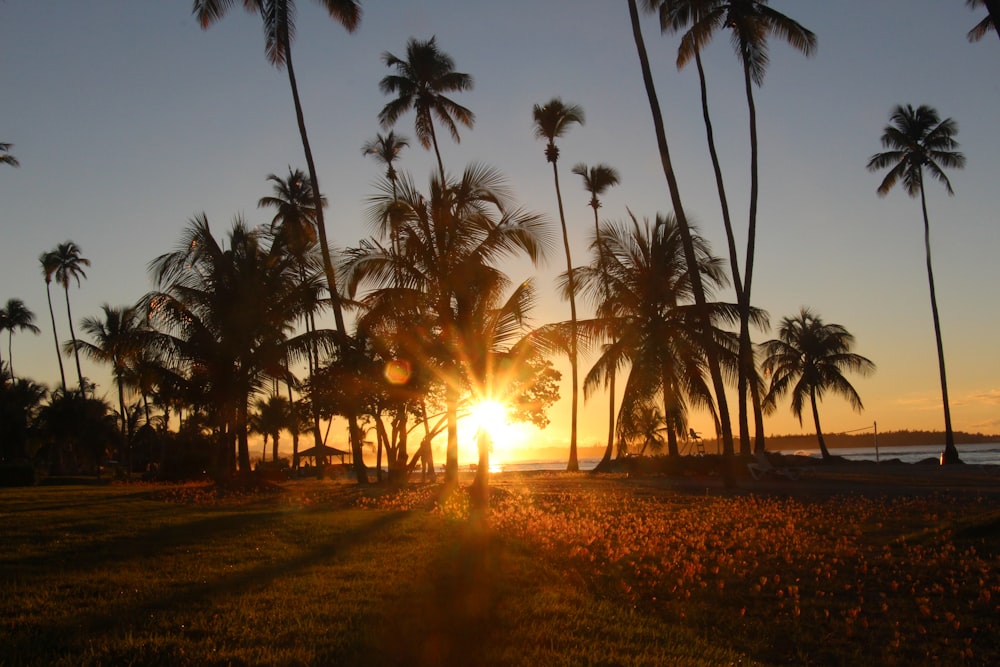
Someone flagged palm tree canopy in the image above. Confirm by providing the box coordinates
[867,104,966,198]
[257,167,324,257]
[71,304,143,377]
[532,98,585,163]
[378,36,475,149]
[0,299,41,337]
[571,163,621,210]
[664,0,816,84]
[0,142,19,167]
[361,131,410,169]
[761,307,875,424]
[966,0,999,42]
[193,0,361,67]
[43,241,90,290]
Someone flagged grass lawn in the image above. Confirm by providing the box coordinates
[2,472,999,666]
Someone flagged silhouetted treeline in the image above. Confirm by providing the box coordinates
[763,430,999,452]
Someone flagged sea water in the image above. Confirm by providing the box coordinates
[495,442,1000,473]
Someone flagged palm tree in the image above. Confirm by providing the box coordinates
[348,164,549,484]
[378,36,474,184]
[255,394,290,463]
[575,211,740,458]
[146,215,319,475]
[69,304,143,456]
[0,299,41,381]
[532,98,585,472]
[1,142,19,167]
[39,253,68,392]
[571,162,621,469]
[657,0,815,455]
[761,308,875,460]
[967,0,1000,42]
[42,242,90,393]
[362,131,409,198]
[867,104,966,464]
[626,0,737,465]
[193,0,360,345]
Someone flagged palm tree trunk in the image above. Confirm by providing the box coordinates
[919,181,959,464]
[809,386,831,460]
[445,384,460,484]
[627,0,736,469]
[63,286,85,393]
[694,49,755,455]
[237,399,252,474]
[551,161,580,472]
[5,333,13,380]
[281,31,366,484]
[428,121,446,185]
[739,59,762,458]
[45,283,67,392]
[985,0,1000,40]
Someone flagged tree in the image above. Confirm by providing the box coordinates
[575,212,741,458]
[626,0,737,469]
[571,162,621,470]
[39,253,68,392]
[362,131,410,198]
[761,308,875,460]
[533,97,585,472]
[655,0,815,455]
[193,0,360,394]
[348,164,548,485]
[378,36,474,184]
[42,242,91,393]
[966,0,1000,42]
[255,394,290,463]
[0,299,41,381]
[68,304,143,457]
[867,104,966,464]
[0,142,19,168]
[146,215,319,475]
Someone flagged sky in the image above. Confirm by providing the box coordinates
[2,1,998,461]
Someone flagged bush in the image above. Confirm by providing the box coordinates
[0,462,36,486]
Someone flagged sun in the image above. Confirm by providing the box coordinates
[464,399,525,467]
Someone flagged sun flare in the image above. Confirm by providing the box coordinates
[464,399,525,466]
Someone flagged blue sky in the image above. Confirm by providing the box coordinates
[2,1,998,455]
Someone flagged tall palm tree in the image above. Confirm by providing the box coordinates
[39,253,68,392]
[532,98,585,472]
[69,304,143,449]
[761,308,875,460]
[193,0,360,344]
[659,0,816,455]
[867,104,965,464]
[575,211,740,458]
[0,299,41,381]
[966,0,1000,42]
[0,142,19,168]
[43,242,90,393]
[348,164,549,484]
[255,394,290,463]
[627,0,737,465]
[571,162,621,469]
[378,36,474,184]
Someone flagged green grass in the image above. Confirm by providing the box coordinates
[2,477,999,666]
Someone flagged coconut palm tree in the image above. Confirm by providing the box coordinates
[0,142,19,168]
[0,299,41,381]
[362,131,409,198]
[532,98,585,472]
[348,164,549,484]
[68,304,143,451]
[867,104,965,464]
[146,214,319,475]
[193,0,360,344]
[966,0,1000,41]
[378,36,474,184]
[255,394,290,463]
[42,242,90,393]
[655,0,815,455]
[761,308,875,460]
[39,253,68,392]
[626,0,737,464]
[571,162,621,469]
[575,211,741,458]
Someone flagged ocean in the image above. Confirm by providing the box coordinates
[494,442,1000,473]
